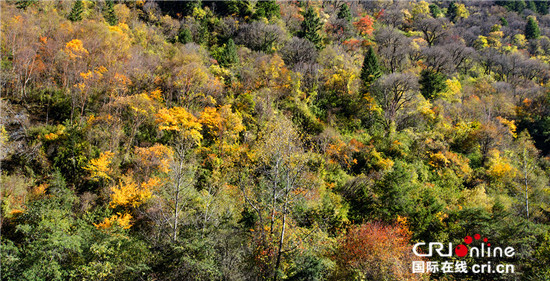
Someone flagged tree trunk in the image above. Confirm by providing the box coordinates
[273,194,288,281]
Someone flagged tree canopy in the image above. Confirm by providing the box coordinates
[2,1,550,280]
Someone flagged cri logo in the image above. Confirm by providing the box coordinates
[413,234,513,258]
[454,234,489,257]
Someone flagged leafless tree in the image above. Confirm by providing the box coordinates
[375,26,411,73]
[422,46,454,74]
[380,5,407,29]
[442,41,476,74]
[236,21,286,53]
[414,17,449,46]
[374,73,419,129]
[280,37,318,66]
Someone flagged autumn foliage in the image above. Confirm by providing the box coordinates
[109,174,159,208]
[2,1,550,280]
[353,15,374,36]
[334,222,426,280]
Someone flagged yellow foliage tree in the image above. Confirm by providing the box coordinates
[487,149,517,179]
[156,107,202,144]
[94,212,133,229]
[256,54,291,92]
[64,39,89,60]
[110,93,160,157]
[109,175,159,208]
[411,1,430,21]
[453,3,470,20]
[497,116,517,138]
[84,151,115,181]
[199,105,245,143]
[134,144,174,175]
[439,78,462,102]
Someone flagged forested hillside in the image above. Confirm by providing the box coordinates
[2,1,550,280]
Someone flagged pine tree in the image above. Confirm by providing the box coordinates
[68,0,83,22]
[419,69,447,100]
[16,0,37,10]
[528,0,538,12]
[104,0,118,26]
[221,0,253,18]
[298,6,323,49]
[500,17,508,26]
[178,28,193,44]
[495,0,527,12]
[536,1,549,15]
[525,17,540,40]
[254,0,280,20]
[447,2,458,22]
[337,3,352,22]
[360,46,382,86]
[513,0,527,13]
[219,39,239,67]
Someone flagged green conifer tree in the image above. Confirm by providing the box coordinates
[298,6,323,49]
[254,0,280,20]
[500,17,508,26]
[447,2,458,22]
[16,0,37,10]
[178,28,193,44]
[419,69,447,100]
[337,3,352,22]
[360,46,382,86]
[104,0,118,26]
[514,0,527,13]
[219,39,239,67]
[68,0,83,22]
[528,0,538,12]
[536,1,549,15]
[525,17,541,39]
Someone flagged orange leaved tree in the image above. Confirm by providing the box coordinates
[333,222,428,280]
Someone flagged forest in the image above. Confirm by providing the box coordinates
[1,0,550,280]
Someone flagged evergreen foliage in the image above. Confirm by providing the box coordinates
[178,28,193,44]
[104,0,118,26]
[68,0,83,22]
[419,69,447,100]
[298,6,323,49]
[526,17,541,39]
[254,0,280,19]
[337,3,352,22]
[447,2,458,22]
[218,39,239,67]
[360,46,382,86]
